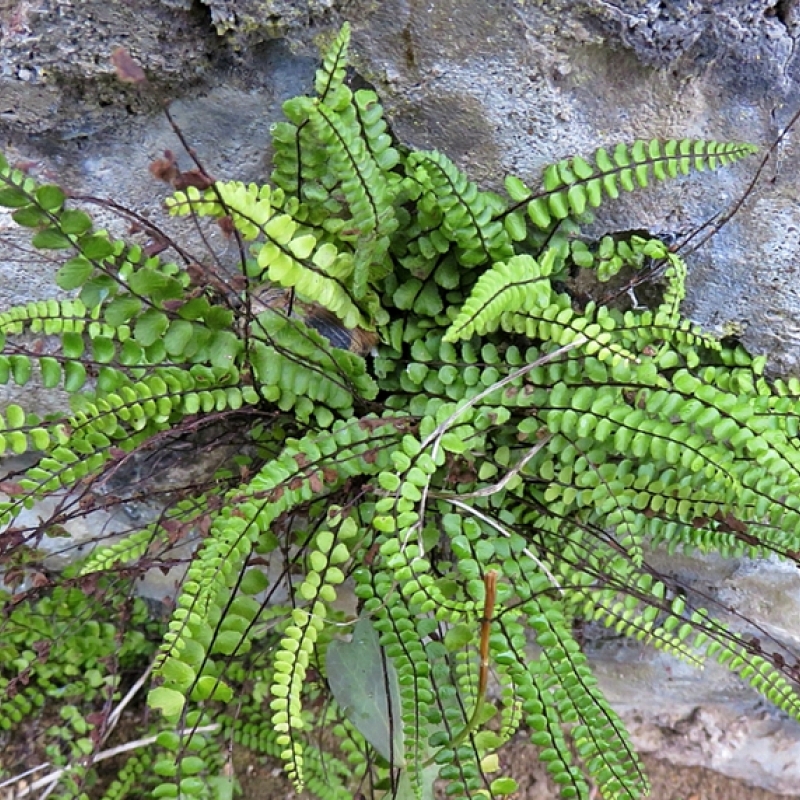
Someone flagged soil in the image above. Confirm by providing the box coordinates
[234,739,800,800]
[638,755,800,800]
[500,737,800,800]
[4,723,798,799]
[4,706,797,800]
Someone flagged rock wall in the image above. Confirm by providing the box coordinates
[3,0,800,793]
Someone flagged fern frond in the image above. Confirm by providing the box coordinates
[513,655,593,798]
[308,98,399,297]
[406,150,513,267]
[655,250,688,324]
[248,308,377,422]
[445,255,637,365]
[314,22,351,107]
[269,23,352,201]
[80,526,167,575]
[0,365,249,517]
[270,511,358,789]
[529,599,647,799]
[585,584,800,725]
[233,713,354,800]
[168,181,369,329]
[568,232,669,283]
[444,253,554,341]
[0,23,781,800]
[99,749,152,800]
[154,418,399,719]
[708,640,800,721]
[523,139,758,230]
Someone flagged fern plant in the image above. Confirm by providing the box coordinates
[0,22,796,800]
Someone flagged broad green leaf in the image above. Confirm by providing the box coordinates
[192,676,233,702]
[35,184,65,211]
[134,309,169,346]
[147,686,186,718]
[59,209,93,235]
[78,233,115,260]
[56,256,94,290]
[32,227,72,249]
[326,617,404,763]
[105,295,142,327]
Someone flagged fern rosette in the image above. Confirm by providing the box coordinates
[1,20,795,800]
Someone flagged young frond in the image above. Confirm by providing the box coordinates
[407,150,514,267]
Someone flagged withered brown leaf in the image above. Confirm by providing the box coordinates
[111,47,147,85]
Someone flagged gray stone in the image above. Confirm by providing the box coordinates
[585,549,800,794]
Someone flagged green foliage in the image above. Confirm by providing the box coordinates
[0,20,790,800]
[0,581,161,796]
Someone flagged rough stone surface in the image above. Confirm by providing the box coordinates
[589,616,800,795]
[4,0,800,793]
[581,549,800,794]
[0,0,216,136]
